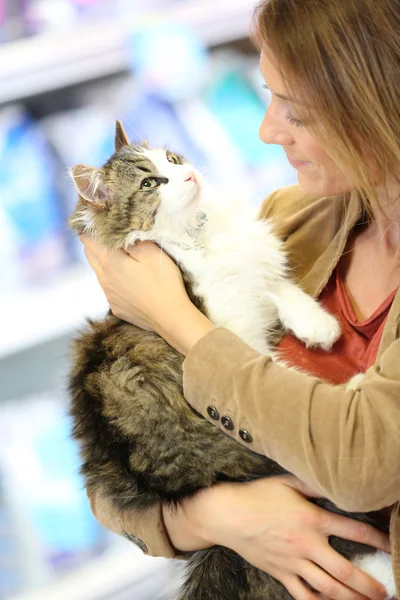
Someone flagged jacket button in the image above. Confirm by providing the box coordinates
[207,406,220,420]
[136,538,149,554]
[221,416,234,431]
[122,531,148,554]
[239,429,253,443]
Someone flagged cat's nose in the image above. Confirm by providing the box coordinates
[185,171,197,184]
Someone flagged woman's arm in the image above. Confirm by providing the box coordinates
[88,477,389,600]
[81,236,392,599]
[87,491,178,558]
[81,235,400,513]
[182,327,400,512]
[81,237,216,353]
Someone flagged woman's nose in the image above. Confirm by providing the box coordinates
[259,105,294,147]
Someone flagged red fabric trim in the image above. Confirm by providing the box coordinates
[277,269,397,385]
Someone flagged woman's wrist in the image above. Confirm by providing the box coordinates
[157,300,216,356]
[162,483,241,553]
[162,492,215,552]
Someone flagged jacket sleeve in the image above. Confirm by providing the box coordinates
[87,490,181,558]
[182,327,400,513]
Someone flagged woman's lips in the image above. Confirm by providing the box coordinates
[286,155,312,168]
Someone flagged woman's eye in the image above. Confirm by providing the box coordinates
[141,178,159,189]
[167,154,179,164]
[285,109,304,128]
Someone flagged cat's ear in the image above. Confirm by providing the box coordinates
[70,165,111,208]
[115,120,130,152]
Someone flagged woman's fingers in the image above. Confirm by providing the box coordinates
[283,575,330,600]
[126,240,160,259]
[80,235,123,269]
[79,234,104,250]
[80,236,129,282]
[80,234,107,258]
[82,248,107,291]
[308,542,387,600]
[317,512,390,553]
[299,559,377,600]
[80,236,107,275]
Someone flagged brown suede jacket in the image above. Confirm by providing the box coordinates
[90,184,400,596]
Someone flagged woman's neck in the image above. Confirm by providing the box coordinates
[339,187,400,321]
[370,185,400,255]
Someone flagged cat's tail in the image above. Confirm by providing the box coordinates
[176,547,248,600]
[156,546,297,600]
[171,546,292,600]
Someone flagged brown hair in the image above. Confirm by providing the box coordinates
[253,0,400,216]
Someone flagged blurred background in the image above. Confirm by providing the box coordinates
[0,0,297,598]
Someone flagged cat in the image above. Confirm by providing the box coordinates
[68,121,395,600]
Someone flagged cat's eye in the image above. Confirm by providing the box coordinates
[167,154,179,165]
[141,178,159,189]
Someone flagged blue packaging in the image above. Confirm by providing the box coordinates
[0,395,107,593]
[121,92,206,169]
[0,107,68,286]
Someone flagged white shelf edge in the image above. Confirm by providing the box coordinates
[11,544,172,600]
[0,0,256,104]
[0,265,109,361]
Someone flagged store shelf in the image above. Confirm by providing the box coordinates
[11,544,174,600]
[0,0,256,104]
[0,265,109,361]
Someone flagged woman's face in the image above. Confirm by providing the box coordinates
[259,50,353,197]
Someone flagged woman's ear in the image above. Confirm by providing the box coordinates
[115,120,130,152]
[70,164,111,208]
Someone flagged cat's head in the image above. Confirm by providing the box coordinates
[69,121,203,248]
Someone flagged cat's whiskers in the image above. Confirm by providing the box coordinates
[197,164,212,177]
[110,489,155,500]
[114,150,130,163]
[114,147,143,165]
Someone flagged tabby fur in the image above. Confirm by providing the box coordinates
[68,122,393,600]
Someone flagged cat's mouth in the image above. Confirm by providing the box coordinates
[184,180,202,204]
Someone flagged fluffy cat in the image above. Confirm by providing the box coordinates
[68,122,395,600]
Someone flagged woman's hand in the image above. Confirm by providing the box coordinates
[80,236,215,354]
[80,236,187,331]
[164,476,390,600]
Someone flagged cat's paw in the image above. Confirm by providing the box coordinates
[291,310,341,351]
[352,551,396,600]
[345,372,365,391]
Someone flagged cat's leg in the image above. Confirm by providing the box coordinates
[268,280,341,350]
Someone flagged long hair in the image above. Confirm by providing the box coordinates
[253,0,400,216]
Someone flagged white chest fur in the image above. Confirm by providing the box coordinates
[160,203,340,356]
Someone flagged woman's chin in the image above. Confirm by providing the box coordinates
[297,172,353,197]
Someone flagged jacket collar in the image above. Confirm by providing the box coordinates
[298,192,400,358]
[299,192,362,297]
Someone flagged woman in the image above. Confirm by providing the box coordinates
[81,0,400,598]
